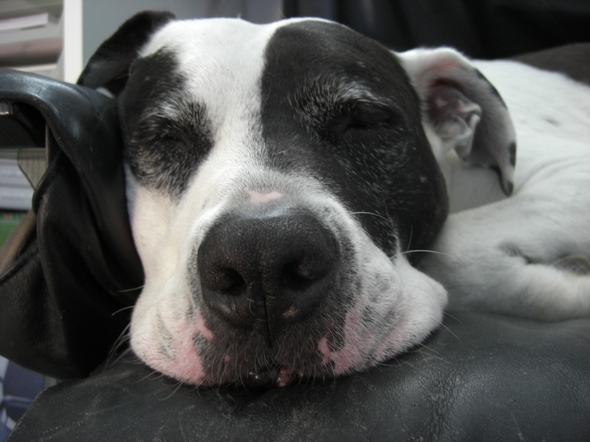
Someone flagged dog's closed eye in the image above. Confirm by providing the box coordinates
[328,102,399,134]
[126,110,213,196]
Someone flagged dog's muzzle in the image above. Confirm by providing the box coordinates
[197,205,339,346]
[129,174,447,387]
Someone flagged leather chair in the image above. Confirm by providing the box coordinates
[1,42,589,442]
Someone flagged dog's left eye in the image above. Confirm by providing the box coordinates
[160,133,187,145]
[328,103,396,134]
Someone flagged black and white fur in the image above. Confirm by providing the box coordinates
[79,12,590,387]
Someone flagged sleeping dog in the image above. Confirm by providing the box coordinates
[79,11,590,387]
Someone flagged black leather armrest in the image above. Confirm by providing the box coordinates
[8,312,590,441]
[0,69,143,378]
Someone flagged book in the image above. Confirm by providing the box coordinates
[0,158,31,188]
[0,187,33,211]
[0,12,49,32]
[0,158,33,211]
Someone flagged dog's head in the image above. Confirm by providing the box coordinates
[79,12,515,387]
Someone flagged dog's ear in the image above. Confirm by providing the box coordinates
[78,10,175,95]
[398,48,516,196]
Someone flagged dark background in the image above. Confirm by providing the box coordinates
[284,0,590,59]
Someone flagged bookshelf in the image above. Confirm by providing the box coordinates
[0,0,83,83]
[0,1,81,237]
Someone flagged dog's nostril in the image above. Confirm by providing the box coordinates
[210,268,246,296]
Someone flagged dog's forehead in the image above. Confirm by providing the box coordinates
[139,18,337,76]
[137,17,396,89]
[141,18,276,70]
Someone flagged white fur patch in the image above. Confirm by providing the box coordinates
[419,60,590,320]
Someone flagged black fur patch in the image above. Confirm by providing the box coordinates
[260,21,448,259]
[475,68,507,108]
[119,50,213,197]
[508,141,517,167]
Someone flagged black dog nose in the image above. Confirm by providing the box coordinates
[197,207,338,340]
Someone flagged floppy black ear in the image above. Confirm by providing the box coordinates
[399,48,517,196]
[78,10,175,94]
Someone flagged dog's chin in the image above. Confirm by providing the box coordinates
[244,365,302,388]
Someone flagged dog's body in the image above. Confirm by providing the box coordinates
[420,59,590,320]
[79,12,590,387]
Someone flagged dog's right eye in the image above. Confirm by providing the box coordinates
[328,102,397,135]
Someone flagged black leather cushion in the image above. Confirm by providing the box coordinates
[0,69,143,378]
[511,43,590,85]
[8,312,590,441]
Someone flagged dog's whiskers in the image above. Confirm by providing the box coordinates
[442,311,463,324]
[137,370,165,386]
[411,342,446,359]
[437,319,461,343]
[117,284,145,293]
[105,323,132,369]
[405,225,414,254]
[350,211,389,222]
[159,380,185,401]
[111,305,135,317]
[400,249,454,258]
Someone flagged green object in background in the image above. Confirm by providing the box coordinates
[0,211,25,246]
